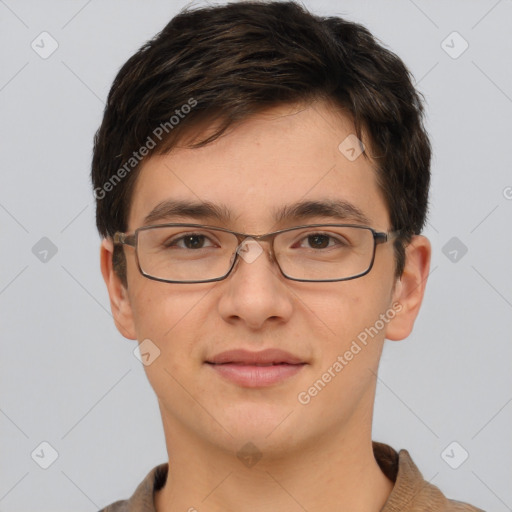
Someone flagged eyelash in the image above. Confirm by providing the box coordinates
[164,231,348,250]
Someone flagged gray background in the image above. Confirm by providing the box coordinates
[1,0,511,510]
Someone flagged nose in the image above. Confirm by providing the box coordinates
[217,238,294,330]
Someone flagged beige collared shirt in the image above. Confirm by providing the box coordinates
[98,442,484,511]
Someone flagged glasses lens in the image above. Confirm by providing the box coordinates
[275,225,375,281]
[136,225,375,282]
[137,225,237,282]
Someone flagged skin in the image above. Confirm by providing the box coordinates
[101,100,431,512]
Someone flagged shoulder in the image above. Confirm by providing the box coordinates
[97,463,168,512]
[97,498,128,512]
[442,499,486,511]
[373,442,485,512]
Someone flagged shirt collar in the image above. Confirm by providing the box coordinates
[108,442,476,512]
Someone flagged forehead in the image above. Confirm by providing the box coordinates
[128,101,389,232]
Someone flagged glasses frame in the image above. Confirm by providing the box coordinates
[113,223,401,284]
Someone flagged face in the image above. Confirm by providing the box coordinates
[102,100,429,459]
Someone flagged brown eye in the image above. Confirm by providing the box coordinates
[307,234,330,249]
[164,233,216,249]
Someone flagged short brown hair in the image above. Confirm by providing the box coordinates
[91,0,431,286]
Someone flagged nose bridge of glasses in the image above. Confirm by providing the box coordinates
[234,232,277,265]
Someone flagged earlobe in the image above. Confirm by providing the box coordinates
[100,238,137,340]
[385,235,431,341]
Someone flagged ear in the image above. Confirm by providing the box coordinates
[385,235,431,341]
[100,238,137,340]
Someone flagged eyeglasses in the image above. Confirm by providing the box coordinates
[113,223,401,284]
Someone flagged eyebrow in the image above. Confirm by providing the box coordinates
[142,198,372,227]
[273,199,371,226]
[143,200,233,226]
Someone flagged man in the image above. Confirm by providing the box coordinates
[92,1,482,510]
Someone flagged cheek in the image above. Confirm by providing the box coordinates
[128,283,209,400]
[125,251,195,341]
[309,281,388,345]
[298,282,393,400]
[301,278,395,401]
[128,277,220,365]
[131,283,196,341]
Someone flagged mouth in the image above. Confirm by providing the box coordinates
[205,349,307,388]
[216,362,295,366]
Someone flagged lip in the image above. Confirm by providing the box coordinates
[205,349,307,388]
[207,348,304,365]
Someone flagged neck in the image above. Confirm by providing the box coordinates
[154,414,393,512]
